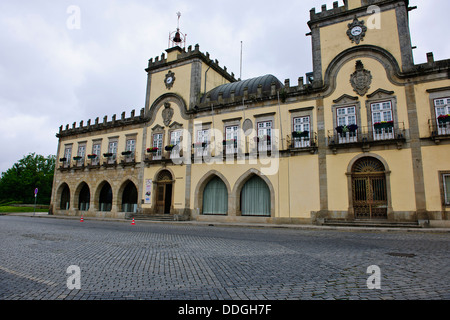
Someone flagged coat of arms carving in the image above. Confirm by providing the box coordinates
[350,60,372,96]
[162,102,174,126]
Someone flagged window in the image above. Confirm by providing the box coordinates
[257,121,272,152]
[335,106,358,143]
[169,130,182,159]
[63,146,72,168]
[225,126,239,154]
[92,143,101,165]
[108,140,118,162]
[444,174,450,205]
[76,144,86,166]
[152,133,163,160]
[371,101,394,140]
[125,138,136,162]
[195,129,210,157]
[293,116,311,148]
[434,97,450,135]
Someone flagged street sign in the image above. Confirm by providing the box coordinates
[34,188,38,197]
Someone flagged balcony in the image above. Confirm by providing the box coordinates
[328,122,406,154]
[429,119,450,144]
[287,132,318,154]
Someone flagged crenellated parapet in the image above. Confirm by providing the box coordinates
[145,44,237,83]
[57,108,146,138]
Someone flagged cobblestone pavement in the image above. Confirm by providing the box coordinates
[0,215,449,301]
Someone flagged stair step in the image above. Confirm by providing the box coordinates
[323,219,422,228]
[129,214,176,221]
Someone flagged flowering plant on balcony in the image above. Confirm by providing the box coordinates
[121,150,132,156]
[103,153,113,158]
[147,147,158,153]
[373,121,394,129]
[336,124,358,134]
[292,131,310,138]
[59,157,67,162]
[73,156,82,161]
[165,145,176,151]
[87,154,97,159]
[438,114,450,123]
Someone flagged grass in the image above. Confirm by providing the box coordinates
[0,205,49,213]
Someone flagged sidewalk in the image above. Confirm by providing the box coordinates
[4,212,450,233]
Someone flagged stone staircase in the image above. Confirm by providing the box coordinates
[322,219,424,229]
[128,214,178,222]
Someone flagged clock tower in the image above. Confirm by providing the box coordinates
[307,0,415,88]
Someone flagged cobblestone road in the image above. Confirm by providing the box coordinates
[0,215,449,301]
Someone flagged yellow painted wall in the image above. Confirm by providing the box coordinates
[320,9,402,78]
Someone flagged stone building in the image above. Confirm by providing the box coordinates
[51,0,450,227]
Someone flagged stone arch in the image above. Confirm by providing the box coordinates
[57,182,71,210]
[346,153,393,220]
[194,170,232,216]
[118,179,139,213]
[232,169,275,217]
[323,45,404,97]
[94,180,113,212]
[74,182,90,211]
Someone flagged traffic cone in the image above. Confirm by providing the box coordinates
[80,215,84,222]
[131,218,135,225]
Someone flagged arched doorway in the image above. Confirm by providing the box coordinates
[78,183,90,211]
[60,184,70,210]
[202,176,228,215]
[240,175,271,217]
[122,181,138,213]
[156,170,173,214]
[99,182,112,212]
[352,157,388,220]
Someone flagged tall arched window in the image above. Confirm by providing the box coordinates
[240,175,271,216]
[78,183,90,211]
[99,182,113,212]
[60,184,70,210]
[203,176,228,215]
[122,181,138,213]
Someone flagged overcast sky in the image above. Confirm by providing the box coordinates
[0,0,448,174]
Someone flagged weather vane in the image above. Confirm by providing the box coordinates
[169,11,186,48]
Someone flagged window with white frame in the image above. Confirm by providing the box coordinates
[444,174,450,205]
[152,133,163,160]
[108,140,118,162]
[76,144,86,166]
[293,116,311,148]
[195,129,210,157]
[63,146,72,168]
[170,130,182,159]
[125,138,136,162]
[434,97,450,135]
[225,125,239,154]
[336,106,357,143]
[257,121,272,152]
[92,143,101,165]
[371,101,394,140]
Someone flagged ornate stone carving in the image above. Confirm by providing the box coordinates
[347,17,367,45]
[350,60,372,96]
[162,102,174,126]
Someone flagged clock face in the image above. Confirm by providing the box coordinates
[166,77,173,84]
[351,26,363,36]
[164,71,175,89]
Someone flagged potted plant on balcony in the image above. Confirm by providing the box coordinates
[103,153,113,158]
[438,114,450,123]
[87,154,97,160]
[165,144,175,151]
[293,131,309,138]
[121,150,132,156]
[147,147,158,153]
[374,121,394,129]
[73,156,82,161]
[59,157,67,162]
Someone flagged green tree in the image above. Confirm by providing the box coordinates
[0,153,56,204]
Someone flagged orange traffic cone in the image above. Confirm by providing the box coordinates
[131,218,135,225]
[80,215,84,222]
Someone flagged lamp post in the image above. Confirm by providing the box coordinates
[33,188,38,216]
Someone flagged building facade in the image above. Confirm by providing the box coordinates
[51,0,450,227]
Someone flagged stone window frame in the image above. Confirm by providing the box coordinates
[75,141,87,166]
[331,98,361,136]
[107,136,119,163]
[63,144,73,168]
[124,133,138,162]
[439,171,450,207]
[254,112,275,151]
[222,117,242,155]
[364,90,399,137]
[151,125,165,159]
[194,121,212,158]
[427,87,450,137]
[91,139,102,166]
[290,106,314,148]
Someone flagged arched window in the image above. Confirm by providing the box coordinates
[240,175,271,216]
[122,181,138,213]
[60,184,70,210]
[203,177,228,215]
[99,182,112,212]
[78,183,90,211]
